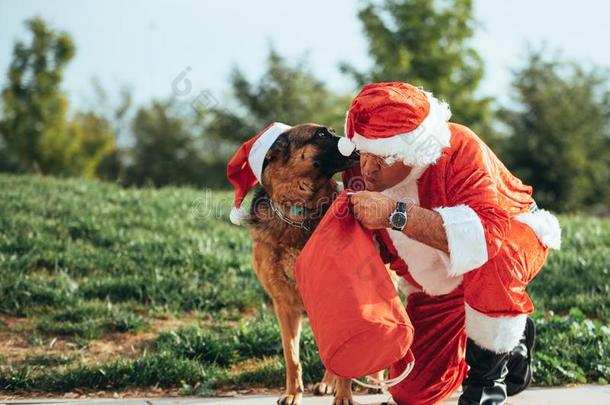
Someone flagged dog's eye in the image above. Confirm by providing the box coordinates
[317,130,326,138]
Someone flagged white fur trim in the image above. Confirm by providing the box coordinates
[349,92,452,166]
[514,209,561,250]
[248,122,291,182]
[382,169,463,296]
[230,206,247,226]
[434,205,488,276]
[338,136,355,156]
[465,304,527,353]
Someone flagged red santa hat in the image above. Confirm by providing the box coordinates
[226,122,292,225]
[338,82,452,166]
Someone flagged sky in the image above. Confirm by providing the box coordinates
[1,0,609,111]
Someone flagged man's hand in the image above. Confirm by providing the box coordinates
[350,191,396,230]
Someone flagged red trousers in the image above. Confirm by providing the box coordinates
[388,288,467,405]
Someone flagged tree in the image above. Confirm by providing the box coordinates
[341,0,492,134]
[499,50,610,212]
[81,79,134,182]
[0,17,76,174]
[125,100,207,187]
[66,112,117,178]
[0,138,20,173]
[206,49,351,147]
[0,17,118,178]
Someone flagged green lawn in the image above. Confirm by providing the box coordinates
[0,174,608,394]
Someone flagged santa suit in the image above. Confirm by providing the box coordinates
[338,82,561,404]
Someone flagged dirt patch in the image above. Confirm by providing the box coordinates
[0,314,199,365]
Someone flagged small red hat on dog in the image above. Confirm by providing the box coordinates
[226,122,291,225]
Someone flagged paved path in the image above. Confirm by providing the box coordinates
[2,385,610,405]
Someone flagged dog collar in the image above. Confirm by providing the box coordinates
[268,199,312,232]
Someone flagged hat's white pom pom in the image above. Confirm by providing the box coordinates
[338,136,356,156]
[230,206,247,225]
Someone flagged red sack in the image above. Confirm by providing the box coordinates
[296,190,414,378]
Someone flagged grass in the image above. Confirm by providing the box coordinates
[0,352,213,392]
[528,215,610,319]
[0,173,609,394]
[35,301,148,339]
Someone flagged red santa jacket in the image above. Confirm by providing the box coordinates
[365,123,561,296]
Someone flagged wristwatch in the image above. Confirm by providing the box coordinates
[388,201,408,231]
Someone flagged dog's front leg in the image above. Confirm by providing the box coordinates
[274,302,304,405]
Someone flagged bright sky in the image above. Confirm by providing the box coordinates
[1,0,609,110]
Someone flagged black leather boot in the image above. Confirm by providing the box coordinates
[506,317,536,396]
[458,338,509,405]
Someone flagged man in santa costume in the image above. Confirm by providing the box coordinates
[337,82,561,405]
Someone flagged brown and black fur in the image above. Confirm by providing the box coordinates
[245,124,379,405]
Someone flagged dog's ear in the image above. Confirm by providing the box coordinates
[264,134,291,165]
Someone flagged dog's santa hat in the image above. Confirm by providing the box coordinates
[226,122,292,225]
[338,82,452,166]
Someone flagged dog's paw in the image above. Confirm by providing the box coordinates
[277,393,302,405]
[313,381,334,396]
[332,395,356,405]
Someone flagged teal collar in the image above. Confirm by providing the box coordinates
[289,205,306,216]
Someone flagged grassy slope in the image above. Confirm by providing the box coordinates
[0,174,609,394]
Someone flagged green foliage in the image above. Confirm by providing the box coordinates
[20,354,76,367]
[205,49,351,148]
[0,18,116,178]
[0,352,215,392]
[153,311,321,370]
[499,50,610,212]
[528,215,610,318]
[0,17,75,174]
[230,49,350,132]
[67,112,117,178]
[0,174,264,320]
[0,137,20,173]
[36,302,148,339]
[224,357,285,388]
[532,309,610,386]
[125,100,209,187]
[342,0,492,134]
[122,48,352,189]
[152,312,324,384]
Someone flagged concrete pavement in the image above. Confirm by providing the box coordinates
[2,385,610,405]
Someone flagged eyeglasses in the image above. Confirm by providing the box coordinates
[360,152,391,168]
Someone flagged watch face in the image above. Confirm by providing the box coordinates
[391,212,407,228]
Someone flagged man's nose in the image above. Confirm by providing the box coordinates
[361,154,380,175]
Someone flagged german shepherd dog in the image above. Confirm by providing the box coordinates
[247,124,376,405]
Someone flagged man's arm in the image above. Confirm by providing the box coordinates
[402,204,448,254]
[351,168,510,277]
[350,191,449,253]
